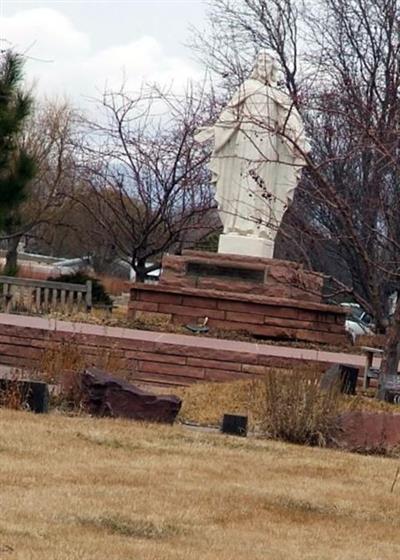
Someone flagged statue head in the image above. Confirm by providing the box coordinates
[250,50,281,86]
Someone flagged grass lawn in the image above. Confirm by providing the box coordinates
[1,409,400,559]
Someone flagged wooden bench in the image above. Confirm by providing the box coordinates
[361,346,383,389]
[0,276,92,314]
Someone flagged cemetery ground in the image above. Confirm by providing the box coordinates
[1,407,400,560]
[1,292,399,558]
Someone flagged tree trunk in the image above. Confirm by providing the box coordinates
[134,258,147,283]
[4,235,21,276]
[379,299,400,397]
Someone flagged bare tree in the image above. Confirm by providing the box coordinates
[190,0,304,98]
[192,0,400,379]
[77,85,215,281]
[5,99,79,270]
[292,0,400,323]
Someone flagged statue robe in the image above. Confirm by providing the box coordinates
[197,78,309,238]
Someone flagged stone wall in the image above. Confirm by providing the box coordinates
[0,314,349,388]
[129,284,348,345]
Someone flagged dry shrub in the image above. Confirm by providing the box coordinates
[40,337,125,382]
[261,369,343,447]
[0,370,27,411]
[38,337,126,410]
[39,340,85,410]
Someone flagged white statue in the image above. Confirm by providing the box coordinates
[196,50,310,258]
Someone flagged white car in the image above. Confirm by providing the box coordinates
[340,303,375,343]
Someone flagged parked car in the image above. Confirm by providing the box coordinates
[340,303,375,343]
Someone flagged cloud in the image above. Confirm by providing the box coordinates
[79,36,200,98]
[1,8,90,60]
[0,8,200,105]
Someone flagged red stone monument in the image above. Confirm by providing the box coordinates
[129,53,348,346]
[128,250,347,345]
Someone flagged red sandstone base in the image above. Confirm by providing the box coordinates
[337,411,400,452]
[0,313,343,388]
[129,251,348,345]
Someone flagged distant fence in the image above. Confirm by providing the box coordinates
[0,276,92,314]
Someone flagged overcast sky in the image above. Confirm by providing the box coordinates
[0,0,206,105]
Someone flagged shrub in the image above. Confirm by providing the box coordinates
[261,369,342,447]
[47,272,112,306]
[0,370,26,410]
[38,336,125,411]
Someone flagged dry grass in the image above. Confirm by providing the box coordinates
[176,377,400,430]
[0,409,400,559]
[0,370,26,410]
[261,369,343,446]
[47,308,188,334]
[177,379,266,428]
[37,338,126,410]
[39,338,126,383]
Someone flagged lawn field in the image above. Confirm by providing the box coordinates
[1,409,400,560]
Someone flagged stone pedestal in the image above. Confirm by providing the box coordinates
[128,251,348,345]
[218,233,274,259]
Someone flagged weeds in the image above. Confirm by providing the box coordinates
[38,337,125,410]
[0,370,27,411]
[260,369,344,446]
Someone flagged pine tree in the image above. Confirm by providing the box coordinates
[0,50,36,274]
